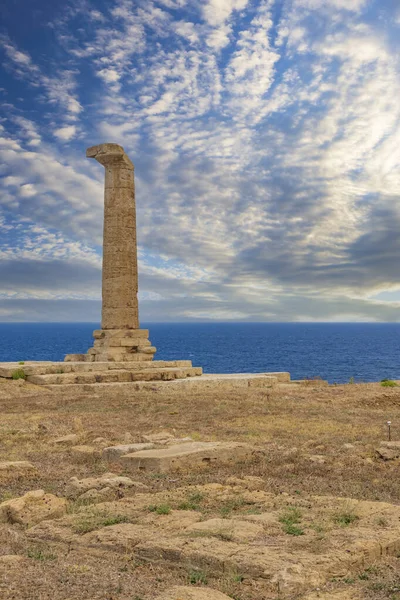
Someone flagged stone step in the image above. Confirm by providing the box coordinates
[0,360,193,378]
[44,373,281,394]
[26,367,203,386]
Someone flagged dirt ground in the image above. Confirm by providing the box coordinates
[1,377,400,599]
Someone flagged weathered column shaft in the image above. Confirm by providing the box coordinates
[87,144,139,330]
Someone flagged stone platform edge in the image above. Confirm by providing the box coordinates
[44,373,289,393]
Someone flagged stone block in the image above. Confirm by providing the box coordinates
[120,338,151,347]
[104,167,134,189]
[102,307,139,331]
[138,346,156,354]
[53,434,79,446]
[102,443,156,461]
[0,490,67,527]
[93,330,105,339]
[64,354,86,362]
[120,442,258,473]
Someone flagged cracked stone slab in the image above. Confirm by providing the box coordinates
[120,441,259,473]
[102,443,156,461]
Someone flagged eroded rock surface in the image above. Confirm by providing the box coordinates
[376,441,400,460]
[66,472,146,499]
[0,461,36,473]
[156,587,233,600]
[0,490,67,526]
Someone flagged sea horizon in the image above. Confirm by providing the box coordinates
[1,321,399,385]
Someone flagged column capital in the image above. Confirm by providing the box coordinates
[86,143,134,169]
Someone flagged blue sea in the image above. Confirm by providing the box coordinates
[0,322,399,384]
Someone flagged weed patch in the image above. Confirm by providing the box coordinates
[12,369,26,380]
[148,504,171,515]
[73,512,130,534]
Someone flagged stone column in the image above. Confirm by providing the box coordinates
[65,143,156,363]
[87,143,139,330]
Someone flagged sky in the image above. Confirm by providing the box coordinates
[0,0,400,323]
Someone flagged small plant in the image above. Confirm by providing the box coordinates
[279,507,304,535]
[73,512,129,534]
[27,548,57,561]
[284,523,304,536]
[349,376,355,384]
[381,379,398,387]
[178,491,205,511]
[219,496,247,518]
[188,569,208,585]
[333,511,359,527]
[359,571,370,580]
[12,368,26,380]
[18,361,25,365]
[148,504,171,515]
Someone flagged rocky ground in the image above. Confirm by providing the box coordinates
[1,377,400,599]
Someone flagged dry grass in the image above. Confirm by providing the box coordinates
[1,378,400,598]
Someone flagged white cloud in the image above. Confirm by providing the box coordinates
[1,37,82,120]
[53,125,77,141]
[202,0,250,26]
[294,0,368,11]
[19,183,37,198]
[1,0,400,322]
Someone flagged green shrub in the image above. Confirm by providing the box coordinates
[12,368,26,380]
[148,504,171,515]
[188,569,208,585]
[333,512,359,527]
[73,513,129,534]
[380,379,398,387]
[279,507,304,535]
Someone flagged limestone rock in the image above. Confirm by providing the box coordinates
[65,472,145,499]
[376,441,400,460]
[186,518,264,542]
[82,523,150,552]
[102,443,155,461]
[0,490,67,527]
[157,587,233,600]
[120,441,259,473]
[0,461,36,473]
[54,434,79,445]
